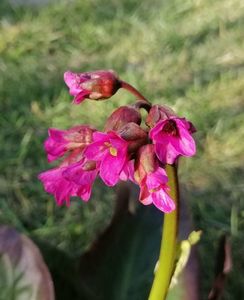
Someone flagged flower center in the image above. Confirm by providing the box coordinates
[104,142,118,156]
[109,147,118,156]
[163,120,178,136]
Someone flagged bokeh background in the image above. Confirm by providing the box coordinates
[0,0,243,299]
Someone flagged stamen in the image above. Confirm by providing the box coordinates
[109,147,117,156]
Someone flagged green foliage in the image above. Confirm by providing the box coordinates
[0,0,243,298]
[0,226,54,300]
[0,256,31,300]
[78,204,162,300]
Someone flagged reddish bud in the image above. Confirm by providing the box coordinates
[104,105,141,132]
[117,122,148,153]
[134,144,157,184]
[64,70,121,104]
[146,105,176,128]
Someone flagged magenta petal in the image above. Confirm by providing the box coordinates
[139,186,153,205]
[44,129,68,161]
[64,71,84,94]
[47,153,60,163]
[63,161,97,186]
[151,117,196,164]
[152,189,175,213]
[64,71,90,103]
[44,140,67,161]
[48,128,66,141]
[77,185,92,202]
[38,167,75,206]
[100,153,125,186]
[62,160,85,184]
[155,141,179,164]
[92,131,109,142]
[38,163,96,205]
[109,132,128,149]
[176,123,196,156]
[146,167,168,190]
[84,141,107,160]
[149,120,164,139]
[54,182,73,206]
[64,71,76,89]
[73,91,89,104]
[120,160,135,182]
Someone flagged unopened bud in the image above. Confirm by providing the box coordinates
[146,105,176,128]
[134,144,157,184]
[118,122,148,153]
[64,70,121,104]
[105,105,141,132]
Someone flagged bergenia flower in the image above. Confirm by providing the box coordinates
[149,117,196,165]
[84,131,128,186]
[139,167,175,213]
[134,145,175,213]
[64,70,120,104]
[44,125,95,162]
[38,156,98,205]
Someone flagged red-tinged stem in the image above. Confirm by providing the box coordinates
[120,80,151,104]
[134,100,152,112]
[148,164,179,300]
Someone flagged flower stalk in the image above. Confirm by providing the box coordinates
[120,80,151,104]
[148,164,179,300]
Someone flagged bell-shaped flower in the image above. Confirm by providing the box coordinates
[149,117,196,164]
[139,167,175,213]
[84,131,128,186]
[38,155,98,206]
[134,144,175,213]
[64,70,120,104]
[44,125,95,162]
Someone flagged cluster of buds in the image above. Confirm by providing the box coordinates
[39,70,196,213]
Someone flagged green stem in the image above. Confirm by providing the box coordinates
[148,164,179,300]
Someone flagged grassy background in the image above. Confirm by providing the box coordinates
[0,0,243,298]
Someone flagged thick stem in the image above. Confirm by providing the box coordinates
[148,164,179,300]
[120,80,151,104]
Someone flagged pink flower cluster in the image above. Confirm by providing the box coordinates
[39,70,196,213]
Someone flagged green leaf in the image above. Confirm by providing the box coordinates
[0,226,55,300]
[79,183,163,300]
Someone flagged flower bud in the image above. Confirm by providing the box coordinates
[117,123,148,153]
[134,144,157,184]
[64,70,121,104]
[104,105,141,132]
[146,104,176,128]
[149,117,196,164]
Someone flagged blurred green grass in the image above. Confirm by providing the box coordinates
[0,0,243,298]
